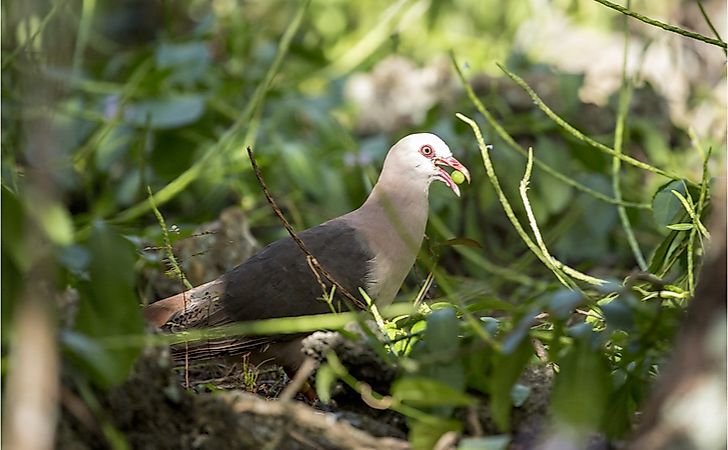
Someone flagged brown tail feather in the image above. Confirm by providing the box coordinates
[143,278,226,328]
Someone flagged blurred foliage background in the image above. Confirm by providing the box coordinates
[2,0,725,449]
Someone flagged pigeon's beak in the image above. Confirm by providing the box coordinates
[434,155,471,197]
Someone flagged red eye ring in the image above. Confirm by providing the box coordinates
[420,145,434,158]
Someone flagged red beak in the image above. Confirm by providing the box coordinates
[434,155,471,197]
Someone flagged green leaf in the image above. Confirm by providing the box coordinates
[489,338,533,431]
[652,180,688,229]
[315,363,336,404]
[124,95,205,129]
[409,417,462,450]
[666,223,693,231]
[601,381,636,438]
[548,289,583,320]
[648,229,685,273]
[425,307,460,354]
[1,186,26,270]
[551,338,610,431]
[70,222,144,389]
[501,311,536,354]
[480,316,500,335]
[458,435,511,450]
[510,383,531,407]
[392,377,475,407]
[600,297,635,332]
[155,41,211,84]
[466,297,515,313]
[34,201,74,246]
[62,330,127,388]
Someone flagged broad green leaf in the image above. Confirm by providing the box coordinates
[480,316,500,335]
[409,417,462,450]
[548,289,583,320]
[510,383,531,407]
[124,95,205,129]
[602,381,635,438]
[1,186,25,270]
[392,377,475,407]
[600,297,635,332]
[489,339,533,431]
[34,201,74,246]
[648,229,685,273]
[464,343,489,393]
[466,298,515,313]
[652,180,688,229]
[62,330,126,389]
[155,41,211,84]
[501,311,536,354]
[425,307,460,354]
[579,175,617,235]
[551,338,610,430]
[533,136,573,214]
[70,222,144,389]
[458,435,511,450]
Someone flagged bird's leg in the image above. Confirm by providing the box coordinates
[279,358,318,404]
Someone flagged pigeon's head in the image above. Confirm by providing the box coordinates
[387,133,471,197]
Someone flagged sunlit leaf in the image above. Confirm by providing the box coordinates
[392,377,474,406]
[315,362,336,404]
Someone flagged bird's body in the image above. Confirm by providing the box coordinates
[144,133,469,373]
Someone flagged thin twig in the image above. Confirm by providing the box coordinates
[592,0,727,49]
[246,146,366,310]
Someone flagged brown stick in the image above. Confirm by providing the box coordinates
[246,146,366,310]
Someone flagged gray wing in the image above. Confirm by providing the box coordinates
[168,219,374,366]
[221,219,375,321]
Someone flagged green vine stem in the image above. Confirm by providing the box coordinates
[496,63,687,183]
[592,0,727,50]
[450,52,651,210]
[613,4,648,271]
[457,112,606,287]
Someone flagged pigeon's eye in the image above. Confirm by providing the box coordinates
[420,145,434,157]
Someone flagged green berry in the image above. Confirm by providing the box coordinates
[451,170,465,185]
